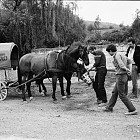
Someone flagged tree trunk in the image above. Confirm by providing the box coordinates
[41,0,46,34]
[52,5,58,40]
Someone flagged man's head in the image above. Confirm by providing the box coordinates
[127,38,136,48]
[87,46,96,54]
[106,44,117,56]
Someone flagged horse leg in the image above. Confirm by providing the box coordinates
[36,80,43,95]
[26,82,33,101]
[58,76,67,99]
[26,73,33,101]
[52,75,57,101]
[65,73,73,98]
[38,81,42,94]
[21,76,27,101]
[40,79,47,96]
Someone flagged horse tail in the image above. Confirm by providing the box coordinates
[17,64,22,90]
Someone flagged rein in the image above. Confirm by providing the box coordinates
[15,69,47,88]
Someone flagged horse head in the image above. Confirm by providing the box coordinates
[66,41,89,66]
[78,44,89,66]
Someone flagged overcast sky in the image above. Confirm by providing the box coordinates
[65,1,140,26]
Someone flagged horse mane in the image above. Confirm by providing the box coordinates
[65,42,87,63]
[65,43,80,55]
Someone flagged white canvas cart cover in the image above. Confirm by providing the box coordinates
[0,42,19,69]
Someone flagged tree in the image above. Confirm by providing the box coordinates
[87,24,94,33]
[102,32,110,41]
[109,26,114,29]
[119,23,124,28]
[0,0,87,52]
[131,9,140,43]
[93,15,101,42]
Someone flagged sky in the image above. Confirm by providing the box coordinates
[64,1,140,26]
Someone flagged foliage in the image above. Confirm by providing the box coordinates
[119,23,124,28]
[86,10,140,44]
[1,0,140,54]
[131,9,140,43]
[86,15,102,43]
[0,0,86,55]
[102,27,132,43]
[109,26,114,29]
[87,24,94,32]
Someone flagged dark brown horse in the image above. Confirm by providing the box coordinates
[18,42,89,101]
[36,62,87,96]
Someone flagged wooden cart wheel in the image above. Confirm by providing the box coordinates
[0,82,8,101]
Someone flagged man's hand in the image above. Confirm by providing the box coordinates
[126,68,132,80]
[127,71,132,81]
[87,67,92,72]
[87,67,95,72]
[126,68,131,73]
[135,65,138,70]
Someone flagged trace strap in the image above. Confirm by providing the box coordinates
[15,69,46,88]
[15,68,64,89]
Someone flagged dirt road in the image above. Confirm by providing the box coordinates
[0,75,140,140]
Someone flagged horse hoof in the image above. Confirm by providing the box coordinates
[67,95,72,98]
[53,98,57,101]
[40,92,45,96]
[43,91,47,96]
[62,96,67,100]
[23,101,28,104]
[30,97,33,101]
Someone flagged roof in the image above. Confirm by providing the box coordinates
[0,42,18,69]
[0,42,17,52]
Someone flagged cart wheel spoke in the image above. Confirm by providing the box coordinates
[1,88,7,92]
[1,91,6,96]
[0,94,2,100]
[0,82,8,101]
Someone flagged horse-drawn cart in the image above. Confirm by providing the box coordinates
[0,42,19,101]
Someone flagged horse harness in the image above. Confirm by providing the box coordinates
[43,50,77,74]
[55,50,77,73]
[31,47,82,83]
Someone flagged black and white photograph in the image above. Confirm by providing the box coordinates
[0,0,140,140]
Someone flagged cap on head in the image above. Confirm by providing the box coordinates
[106,44,117,52]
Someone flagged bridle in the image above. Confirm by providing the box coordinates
[79,45,85,59]
[65,44,86,59]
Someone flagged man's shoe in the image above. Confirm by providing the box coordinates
[98,102,107,107]
[130,98,139,102]
[128,94,137,99]
[124,110,137,115]
[103,107,113,112]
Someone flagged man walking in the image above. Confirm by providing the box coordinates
[104,44,137,115]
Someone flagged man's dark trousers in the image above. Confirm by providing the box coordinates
[92,67,107,103]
